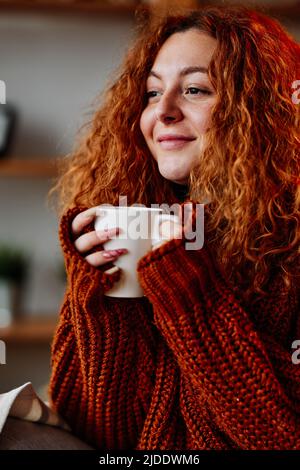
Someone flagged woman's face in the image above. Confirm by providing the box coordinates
[140,29,217,185]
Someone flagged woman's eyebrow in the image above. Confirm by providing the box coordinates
[148,66,208,80]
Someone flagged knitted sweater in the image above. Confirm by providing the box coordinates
[48,204,300,450]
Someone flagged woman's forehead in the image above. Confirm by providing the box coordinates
[150,30,217,76]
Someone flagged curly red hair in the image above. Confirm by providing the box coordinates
[50,5,300,301]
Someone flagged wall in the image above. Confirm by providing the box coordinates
[0,11,135,317]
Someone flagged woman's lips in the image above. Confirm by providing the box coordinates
[157,135,196,150]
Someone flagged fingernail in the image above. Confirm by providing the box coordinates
[116,249,127,254]
[102,251,118,258]
[103,227,120,235]
[104,266,120,275]
[97,228,119,240]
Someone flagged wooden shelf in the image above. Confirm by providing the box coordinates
[0,315,58,344]
[0,0,297,21]
[0,0,141,15]
[0,158,59,177]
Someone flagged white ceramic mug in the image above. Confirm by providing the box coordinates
[94,205,180,298]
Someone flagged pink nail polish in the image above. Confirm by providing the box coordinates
[106,227,120,236]
[102,251,118,259]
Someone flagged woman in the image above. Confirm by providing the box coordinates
[48,5,300,450]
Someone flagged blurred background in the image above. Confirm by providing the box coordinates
[0,0,299,400]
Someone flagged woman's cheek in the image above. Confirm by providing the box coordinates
[139,108,150,140]
[196,102,215,133]
[140,106,157,141]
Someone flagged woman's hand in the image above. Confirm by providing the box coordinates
[152,219,182,250]
[152,204,194,250]
[71,207,128,271]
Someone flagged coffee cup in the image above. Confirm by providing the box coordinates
[94,205,180,298]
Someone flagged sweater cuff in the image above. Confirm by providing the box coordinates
[137,242,206,310]
[59,206,121,294]
[137,231,226,308]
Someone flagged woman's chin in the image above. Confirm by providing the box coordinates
[158,164,189,185]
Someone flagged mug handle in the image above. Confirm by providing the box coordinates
[151,213,181,247]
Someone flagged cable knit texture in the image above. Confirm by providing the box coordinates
[48,204,300,450]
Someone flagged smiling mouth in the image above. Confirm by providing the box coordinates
[157,137,196,150]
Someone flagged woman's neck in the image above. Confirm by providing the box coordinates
[170,181,189,202]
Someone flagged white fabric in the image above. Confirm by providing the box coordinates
[0,382,70,433]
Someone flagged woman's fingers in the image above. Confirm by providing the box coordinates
[85,249,127,267]
[103,266,120,275]
[71,207,128,269]
[159,220,182,239]
[74,228,119,254]
[72,207,99,237]
[182,203,194,238]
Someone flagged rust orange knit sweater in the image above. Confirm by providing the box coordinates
[48,204,300,450]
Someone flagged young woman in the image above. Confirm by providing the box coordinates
[48,6,300,450]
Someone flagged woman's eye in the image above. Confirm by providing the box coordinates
[146,87,213,101]
[185,87,212,96]
[146,90,160,99]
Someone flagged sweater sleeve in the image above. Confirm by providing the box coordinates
[48,207,158,450]
[137,235,300,450]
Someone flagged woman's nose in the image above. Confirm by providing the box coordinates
[155,92,183,123]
